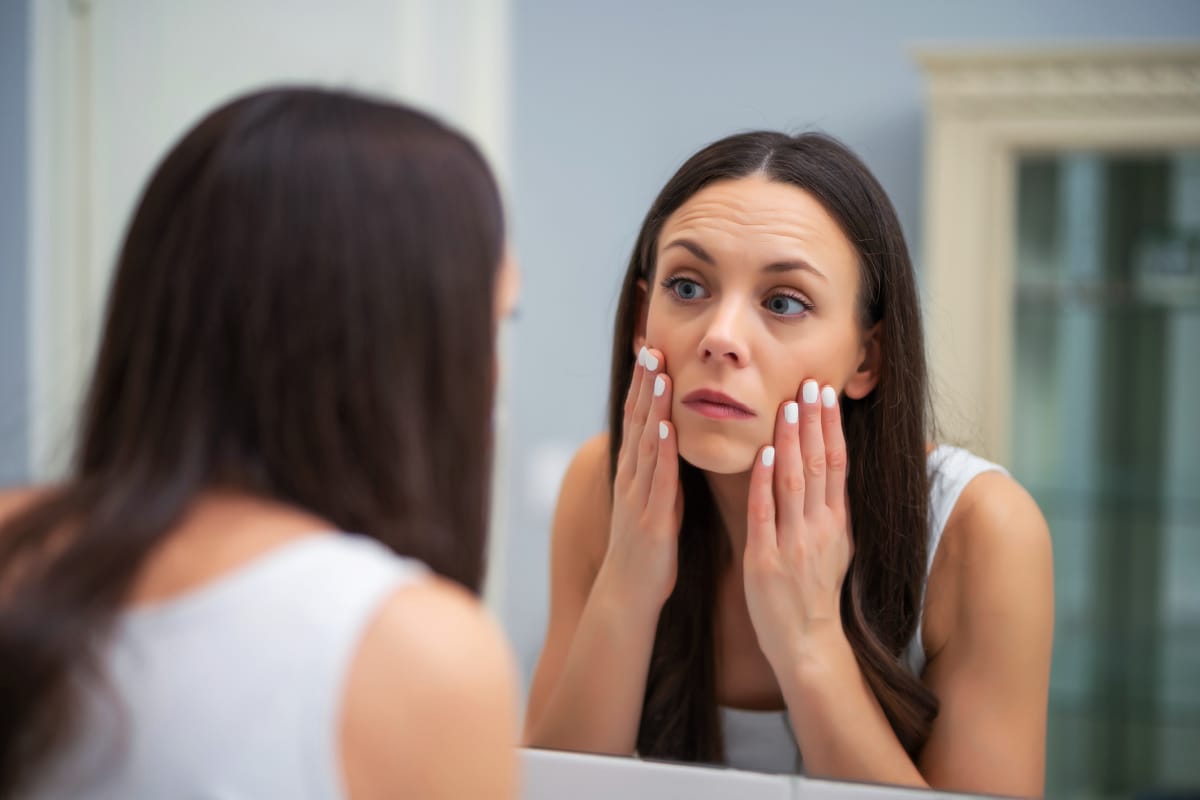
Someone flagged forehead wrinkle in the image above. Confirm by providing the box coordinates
[662,205,843,262]
[660,181,848,255]
[656,180,861,301]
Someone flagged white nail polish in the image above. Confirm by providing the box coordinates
[762,446,775,467]
[821,386,837,408]
[645,352,659,372]
[784,401,799,424]
[638,347,647,367]
[659,421,668,440]
[654,375,666,397]
[802,380,819,405]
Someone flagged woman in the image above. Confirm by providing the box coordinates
[0,88,520,798]
[526,131,1053,796]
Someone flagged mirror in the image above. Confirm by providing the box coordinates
[509,35,1200,800]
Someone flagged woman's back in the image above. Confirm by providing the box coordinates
[8,493,518,799]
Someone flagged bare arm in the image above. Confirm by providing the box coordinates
[915,472,1054,793]
[522,435,660,754]
[341,577,521,800]
[0,488,44,523]
[525,348,682,755]
[745,384,1053,795]
[781,474,1054,795]
[0,486,56,594]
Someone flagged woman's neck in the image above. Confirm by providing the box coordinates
[704,469,752,567]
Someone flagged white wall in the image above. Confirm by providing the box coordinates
[28,0,509,477]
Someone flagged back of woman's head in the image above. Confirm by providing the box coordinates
[0,87,504,792]
[85,87,505,585]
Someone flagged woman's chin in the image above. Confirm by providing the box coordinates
[677,434,758,475]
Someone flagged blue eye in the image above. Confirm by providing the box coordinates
[663,277,708,301]
[765,294,810,316]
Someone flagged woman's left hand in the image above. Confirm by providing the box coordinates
[743,379,854,676]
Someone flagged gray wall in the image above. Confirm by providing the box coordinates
[501,0,1200,681]
[0,0,29,485]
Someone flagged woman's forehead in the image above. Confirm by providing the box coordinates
[658,176,857,272]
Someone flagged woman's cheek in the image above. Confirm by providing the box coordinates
[644,306,670,347]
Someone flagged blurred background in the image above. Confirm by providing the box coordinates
[1,2,1198,797]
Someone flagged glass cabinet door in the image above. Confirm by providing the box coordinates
[1013,152,1200,799]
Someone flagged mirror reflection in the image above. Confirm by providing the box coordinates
[520,131,1054,798]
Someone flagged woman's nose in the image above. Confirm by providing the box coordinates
[697,301,750,366]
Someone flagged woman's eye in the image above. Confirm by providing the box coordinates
[668,279,708,301]
[765,294,810,316]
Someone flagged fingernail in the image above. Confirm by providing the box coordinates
[654,375,666,397]
[784,401,799,424]
[645,351,659,372]
[659,421,668,440]
[638,347,647,367]
[762,446,775,467]
[802,380,819,405]
[821,386,837,408]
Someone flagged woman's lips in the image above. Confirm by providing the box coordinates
[680,389,755,420]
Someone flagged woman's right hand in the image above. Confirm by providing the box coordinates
[522,348,682,752]
[599,346,683,610]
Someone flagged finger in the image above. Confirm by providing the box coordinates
[634,370,671,506]
[773,398,804,537]
[647,417,679,522]
[746,444,779,559]
[615,348,649,487]
[619,352,648,489]
[630,347,661,438]
[798,379,826,520]
[820,384,848,513]
[622,347,648,432]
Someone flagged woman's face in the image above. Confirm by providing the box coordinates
[639,174,878,475]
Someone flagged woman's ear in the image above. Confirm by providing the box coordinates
[631,279,649,357]
[844,323,882,400]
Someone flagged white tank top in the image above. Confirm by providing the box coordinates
[719,445,1008,774]
[25,533,429,799]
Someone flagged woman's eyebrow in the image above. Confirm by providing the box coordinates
[663,238,715,264]
[763,259,827,282]
[662,237,826,282]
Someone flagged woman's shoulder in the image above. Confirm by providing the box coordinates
[351,575,515,688]
[923,449,1052,659]
[928,442,1049,569]
[568,432,612,482]
[948,470,1047,549]
[0,485,51,525]
[340,574,519,796]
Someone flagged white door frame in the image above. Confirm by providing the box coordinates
[914,44,1200,464]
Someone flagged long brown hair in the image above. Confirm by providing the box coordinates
[607,132,938,764]
[0,87,505,793]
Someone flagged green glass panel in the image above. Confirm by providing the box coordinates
[1013,152,1200,799]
